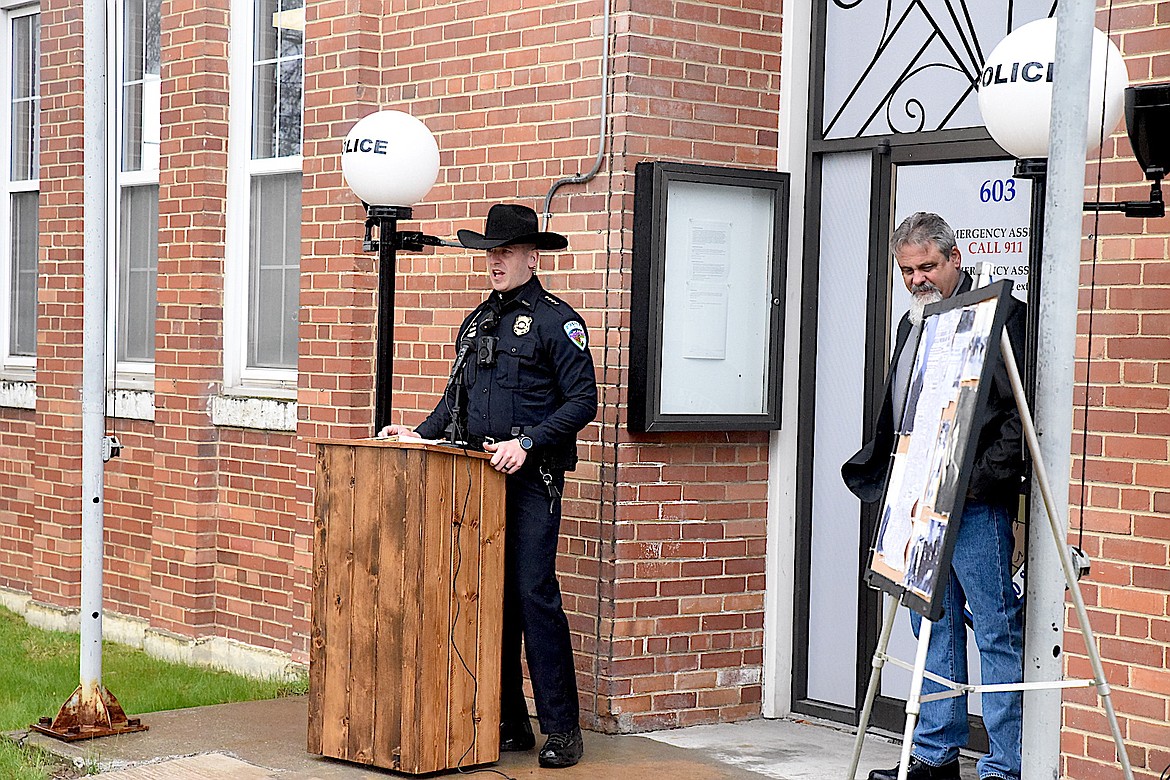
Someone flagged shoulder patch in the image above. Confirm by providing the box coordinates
[563,320,587,351]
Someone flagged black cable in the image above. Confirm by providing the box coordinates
[433,303,517,778]
[1076,0,1117,549]
[448,448,517,780]
[457,766,517,780]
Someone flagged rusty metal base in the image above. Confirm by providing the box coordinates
[32,684,149,742]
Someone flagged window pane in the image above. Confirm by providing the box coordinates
[10,192,38,356]
[117,185,158,362]
[123,0,145,82]
[122,82,144,171]
[9,14,40,181]
[253,0,278,62]
[277,57,302,157]
[252,0,302,160]
[145,0,161,76]
[248,173,300,369]
[10,102,32,179]
[278,0,302,58]
[251,61,276,158]
[121,0,160,173]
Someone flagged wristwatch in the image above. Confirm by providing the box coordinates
[518,435,534,451]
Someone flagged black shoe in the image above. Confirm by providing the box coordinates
[868,756,960,780]
[538,727,583,769]
[499,718,535,752]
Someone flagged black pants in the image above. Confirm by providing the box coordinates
[499,466,579,734]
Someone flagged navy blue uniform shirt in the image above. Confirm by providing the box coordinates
[415,275,597,468]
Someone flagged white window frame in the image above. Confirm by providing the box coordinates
[107,0,161,391]
[224,0,303,399]
[0,1,40,383]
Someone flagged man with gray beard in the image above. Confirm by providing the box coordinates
[842,212,1027,780]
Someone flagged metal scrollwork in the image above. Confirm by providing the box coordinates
[821,0,1056,140]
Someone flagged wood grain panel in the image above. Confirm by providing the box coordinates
[317,444,355,759]
[448,454,481,767]
[476,457,506,760]
[307,441,505,774]
[345,445,381,762]
[372,447,405,768]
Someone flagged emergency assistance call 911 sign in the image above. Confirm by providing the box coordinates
[893,159,1033,310]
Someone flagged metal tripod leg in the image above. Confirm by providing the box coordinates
[847,593,900,780]
[897,617,933,780]
[999,332,1134,780]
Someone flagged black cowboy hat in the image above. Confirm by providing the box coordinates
[457,204,568,251]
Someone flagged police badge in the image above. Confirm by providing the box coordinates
[513,314,533,336]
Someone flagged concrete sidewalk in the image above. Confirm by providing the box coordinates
[15,695,969,779]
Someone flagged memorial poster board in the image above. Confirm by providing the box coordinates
[864,280,1014,621]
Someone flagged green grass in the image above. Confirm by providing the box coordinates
[0,605,307,778]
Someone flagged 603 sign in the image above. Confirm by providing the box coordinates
[980,178,1017,203]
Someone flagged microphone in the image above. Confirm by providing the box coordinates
[448,338,474,384]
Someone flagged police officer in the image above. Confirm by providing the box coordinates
[381,203,597,769]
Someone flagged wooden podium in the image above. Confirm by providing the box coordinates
[307,439,506,774]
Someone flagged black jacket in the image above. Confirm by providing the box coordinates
[841,273,1027,507]
[416,275,598,470]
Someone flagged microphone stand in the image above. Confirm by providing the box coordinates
[445,339,473,446]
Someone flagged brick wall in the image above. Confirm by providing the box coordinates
[1061,4,1170,778]
[7,0,1168,761]
[215,430,300,649]
[294,0,781,729]
[295,0,387,662]
[103,422,157,619]
[599,0,780,731]
[5,0,785,729]
[150,0,231,634]
[31,0,86,608]
[0,408,35,592]
[602,437,771,729]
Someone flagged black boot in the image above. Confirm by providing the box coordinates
[499,717,535,752]
[868,756,960,780]
[538,726,583,769]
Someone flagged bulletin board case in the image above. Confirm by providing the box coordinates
[629,161,789,433]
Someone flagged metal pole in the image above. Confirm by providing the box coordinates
[1000,333,1134,780]
[1023,2,1096,777]
[897,619,933,780]
[371,205,411,432]
[33,0,145,741]
[80,0,108,704]
[847,593,900,780]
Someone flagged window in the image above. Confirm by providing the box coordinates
[1,7,39,376]
[225,0,303,392]
[819,1,1052,140]
[113,0,161,377]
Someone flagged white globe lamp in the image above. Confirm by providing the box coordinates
[342,110,439,206]
[977,18,1129,159]
[341,110,442,433]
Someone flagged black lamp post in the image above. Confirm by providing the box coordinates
[341,110,454,433]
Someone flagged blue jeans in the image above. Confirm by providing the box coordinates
[909,500,1023,780]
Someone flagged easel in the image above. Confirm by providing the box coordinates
[846,272,1134,780]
